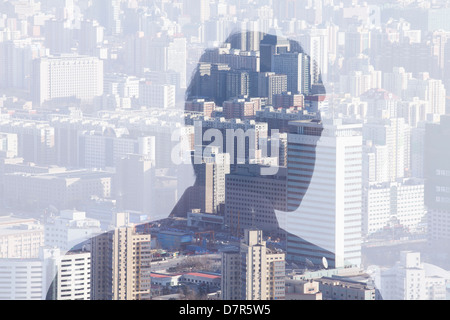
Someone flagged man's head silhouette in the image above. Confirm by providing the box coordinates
[177,30,324,214]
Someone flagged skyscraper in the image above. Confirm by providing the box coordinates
[273,52,311,95]
[286,118,362,269]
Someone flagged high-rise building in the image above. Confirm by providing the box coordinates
[91,222,152,300]
[225,165,287,235]
[254,72,288,105]
[193,145,230,214]
[259,32,290,73]
[286,119,362,269]
[273,52,311,95]
[45,249,91,301]
[32,54,104,106]
[221,229,285,300]
[363,118,409,182]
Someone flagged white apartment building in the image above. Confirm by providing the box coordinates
[51,250,91,300]
[0,258,45,300]
[32,54,103,106]
[44,210,101,253]
[0,215,44,259]
[380,251,450,300]
[363,180,426,235]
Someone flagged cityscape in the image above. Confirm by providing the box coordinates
[0,0,449,301]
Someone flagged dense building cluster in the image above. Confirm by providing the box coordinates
[0,0,450,301]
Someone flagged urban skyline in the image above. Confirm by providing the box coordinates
[0,0,449,301]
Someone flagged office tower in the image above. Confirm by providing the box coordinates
[91,223,152,300]
[225,165,287,235]
[193,145,230,214]
[363,118,409,182]
[139,82,175,109]
[425,115,450,244]
[298,28,329,84]
[45,249,91,300]
[0,215,44,259]
[115,154,155,215]
[226,70,250,101]
[380,251,448,300]
[255,72,288,105]
[362,141,389,185]
[185,99,216,117]
[286,119,362,269]
[273,52,311,95]
[107,0,122,36]
[44,210,101,252]
[259,32,290,73]
[32,55,104,106]
[221,229,285,300]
